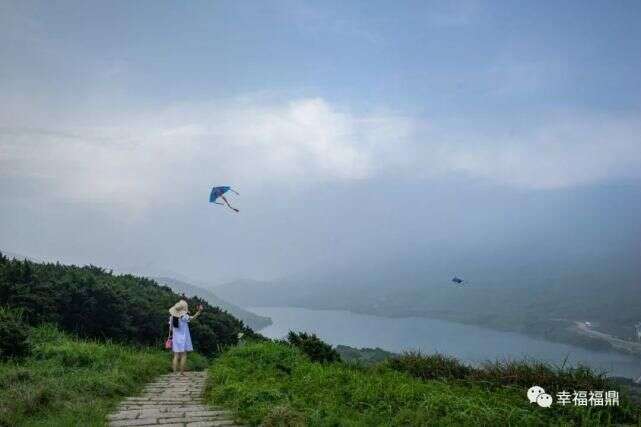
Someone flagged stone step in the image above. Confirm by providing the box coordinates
[106,372,240,427]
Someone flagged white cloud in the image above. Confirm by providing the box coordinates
[0,98,412,215]
[434,112,641,189]
[2,97,641,218]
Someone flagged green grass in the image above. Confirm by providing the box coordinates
[0,325,208,426]
[206,341,640,426]
[384,351,614,396]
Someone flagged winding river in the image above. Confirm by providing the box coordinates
[251,306,641,380]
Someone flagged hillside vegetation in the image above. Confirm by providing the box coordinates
[206,341,640,426]
[335,345,396,365]
[0,325,207,426]
[0,252,256,356]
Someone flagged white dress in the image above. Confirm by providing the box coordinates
[170,314,193,353]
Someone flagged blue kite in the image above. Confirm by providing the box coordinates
[210,186,239,212]
[452,277,465,285]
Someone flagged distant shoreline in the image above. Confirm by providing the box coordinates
[253,303,641,363]
[573,321,641,358]
[345,308,641,361]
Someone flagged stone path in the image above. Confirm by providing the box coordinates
[107,372,243,427]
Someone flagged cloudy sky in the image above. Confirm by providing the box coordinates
[1,1,640,283]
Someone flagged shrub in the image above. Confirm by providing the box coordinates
[286,331,340,363]
[0,306,31,360]
[469,359,611,395]
[386,351,472,380]
[386,351,612,395]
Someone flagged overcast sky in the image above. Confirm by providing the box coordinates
[1,1,640,284]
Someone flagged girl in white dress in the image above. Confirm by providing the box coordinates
[168,300,203,374]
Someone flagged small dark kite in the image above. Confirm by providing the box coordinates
[210,186,239,213]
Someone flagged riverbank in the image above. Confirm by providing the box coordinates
[253,299,641,362]
[573,321,641,358]
[306,301,641,360]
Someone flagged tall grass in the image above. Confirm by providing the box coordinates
[385,351,612,394]
[469,359,611,393]
[384,351,473,380]
[385,351,639,425]
[0,325,207,426]
[206,341,638,426]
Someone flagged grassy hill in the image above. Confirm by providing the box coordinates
[206,341,640,426]
[0,325,207,426]
[155,276,272,330]
[0,252,257,356]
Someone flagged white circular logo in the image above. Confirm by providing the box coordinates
[536,393,553,408]
[527,385,545,403]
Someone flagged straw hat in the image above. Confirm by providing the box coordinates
[169,300,188,317]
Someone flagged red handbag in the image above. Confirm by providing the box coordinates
[165,324,173,349]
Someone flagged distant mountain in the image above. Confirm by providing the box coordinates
[214,279,300,307]
[212,183,641,353]
[155,277,272,330]
[215,268,641,353]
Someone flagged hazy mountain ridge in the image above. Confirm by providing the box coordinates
[155,277,272,330]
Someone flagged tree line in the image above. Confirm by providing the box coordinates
[0,252,257,356]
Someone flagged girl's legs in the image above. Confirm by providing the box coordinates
[172,352,180,373]
[180,352,187,374]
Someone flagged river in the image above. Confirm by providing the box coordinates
[251,306,641,379]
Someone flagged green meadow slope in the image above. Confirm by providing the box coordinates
[0,325,207,427]
[206,341,640,426]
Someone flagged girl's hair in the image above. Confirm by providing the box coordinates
[172,316,179,328]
